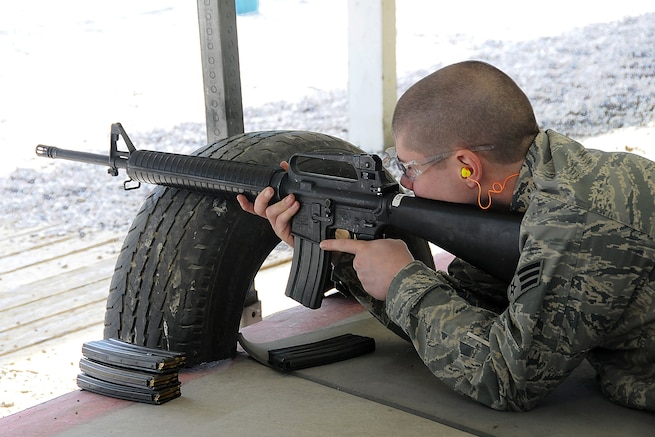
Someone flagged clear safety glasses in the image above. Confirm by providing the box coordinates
[381,144,494,181]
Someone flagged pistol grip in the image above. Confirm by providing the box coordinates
[285,237,332,309]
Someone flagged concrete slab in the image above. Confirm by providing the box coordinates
[52,358,469,437]
[243,313,655,436]
[3,297,470,437]
[4,294,654,436]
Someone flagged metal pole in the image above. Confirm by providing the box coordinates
[196,0,245,144]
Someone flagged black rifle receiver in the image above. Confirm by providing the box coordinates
[36,123,523,309]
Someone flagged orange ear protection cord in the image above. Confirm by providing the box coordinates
[462,168,519,210]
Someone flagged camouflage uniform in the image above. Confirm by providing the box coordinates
[353,130,655,411]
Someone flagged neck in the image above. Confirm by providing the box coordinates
[479,163,522,209]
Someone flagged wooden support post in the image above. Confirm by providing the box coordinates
[197,0,245,144]
[347,0,396,153]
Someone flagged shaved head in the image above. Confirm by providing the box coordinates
[392,61,539,164]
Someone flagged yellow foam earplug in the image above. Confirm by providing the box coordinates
[461,167,472,178]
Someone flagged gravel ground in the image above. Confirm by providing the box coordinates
[2,12,655,236]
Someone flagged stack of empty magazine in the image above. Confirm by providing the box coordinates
[77,338,186,405]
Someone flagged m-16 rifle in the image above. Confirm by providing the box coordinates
[36,123,523,309]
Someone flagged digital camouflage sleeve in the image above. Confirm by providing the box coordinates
[385,130,655,411]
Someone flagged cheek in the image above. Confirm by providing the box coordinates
[399,175,413,191]
[412,178,462,202]
[412,179,445,200]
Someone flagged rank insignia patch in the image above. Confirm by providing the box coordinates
[509,261,543,300]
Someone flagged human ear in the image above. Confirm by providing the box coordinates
[456,150,482,188]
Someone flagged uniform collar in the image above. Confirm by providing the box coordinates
[510,130,552,212]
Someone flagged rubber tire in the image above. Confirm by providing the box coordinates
[103,130,432,366]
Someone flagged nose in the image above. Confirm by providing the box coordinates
[400,174,413,190]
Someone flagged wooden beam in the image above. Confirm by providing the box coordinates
[347,0,396,153]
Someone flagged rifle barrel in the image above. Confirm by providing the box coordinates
[36,145,117,168]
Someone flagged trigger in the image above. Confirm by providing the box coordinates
[334,229,351,239]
